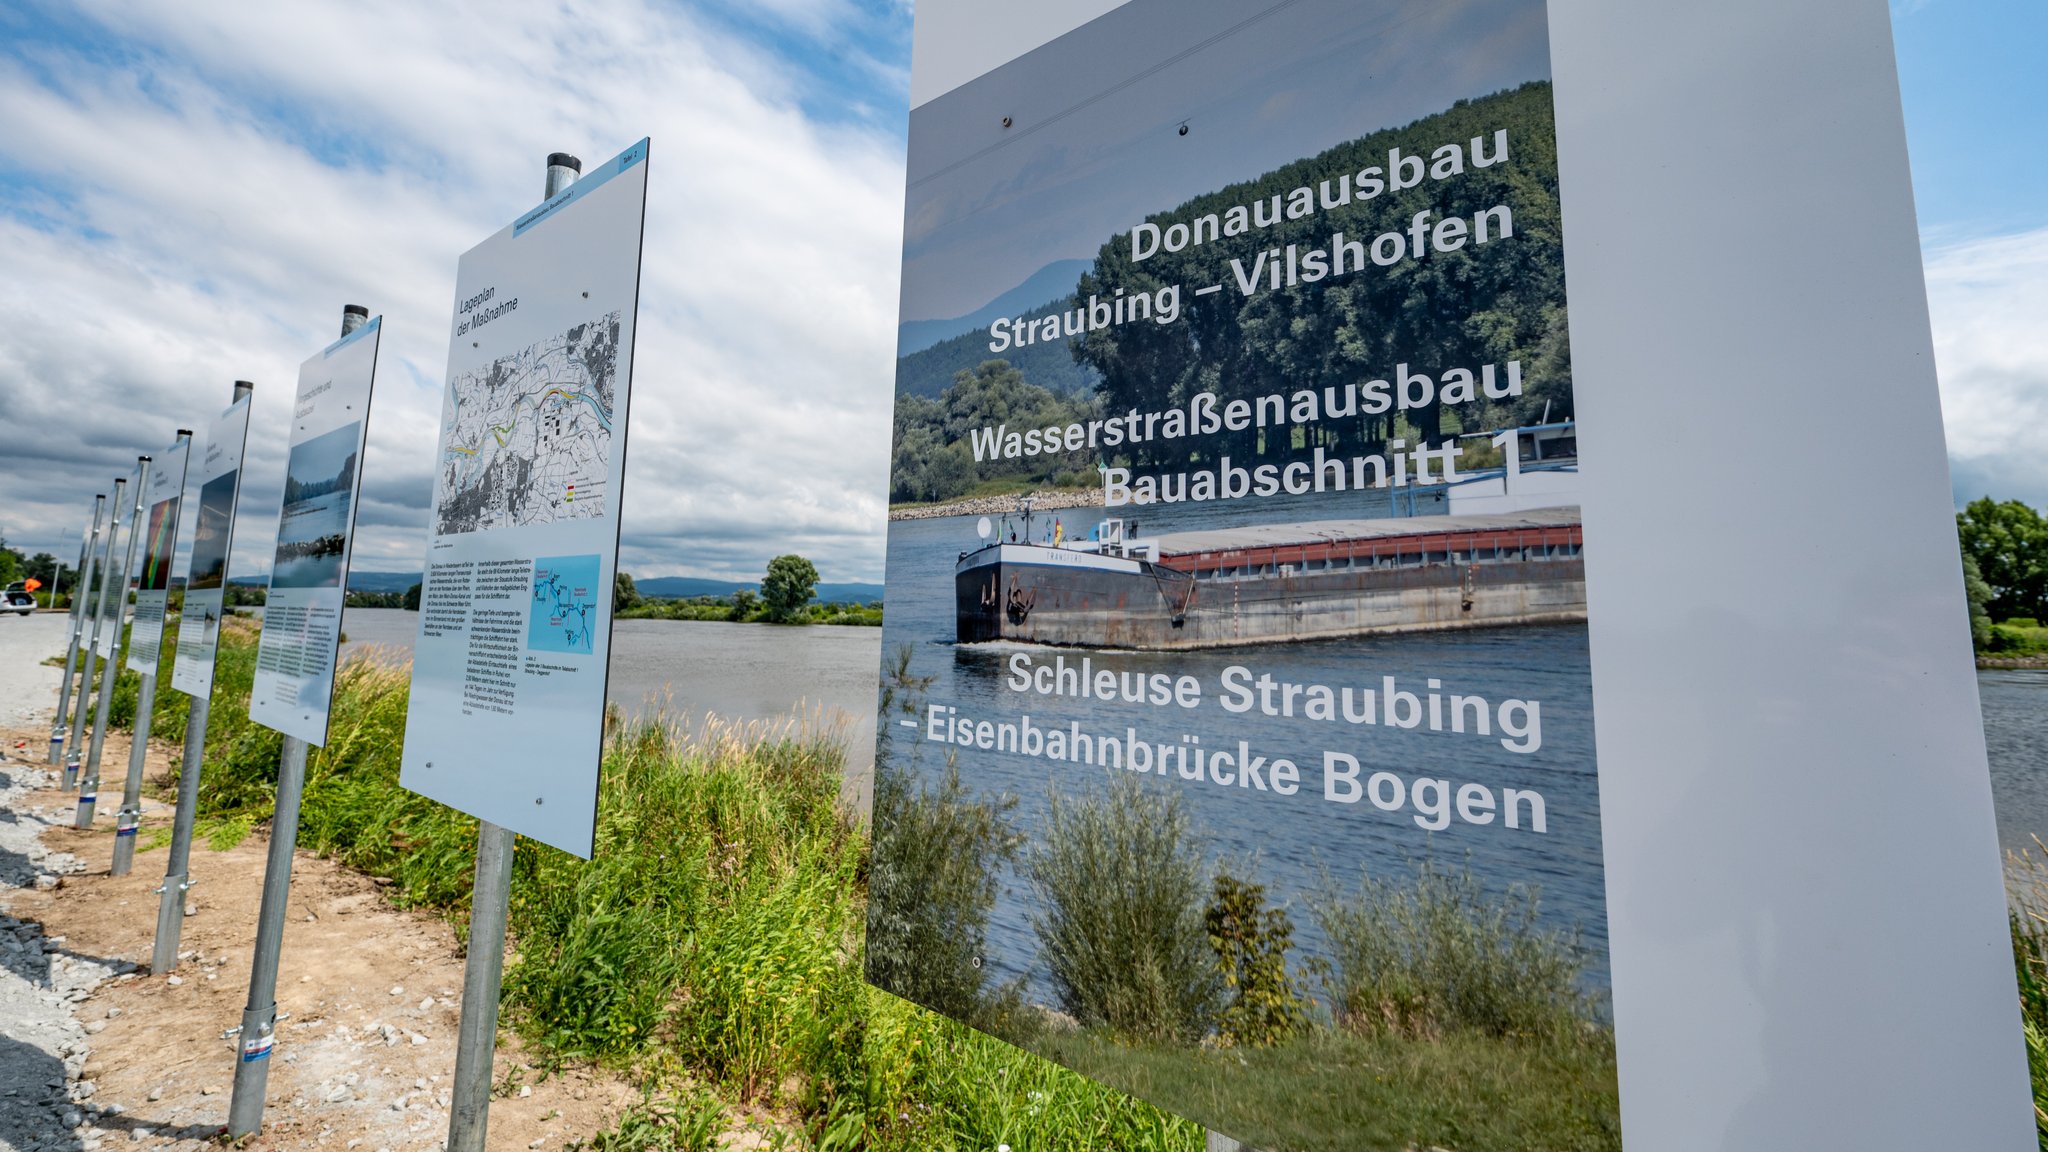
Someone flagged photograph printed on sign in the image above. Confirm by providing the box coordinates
[250,320,379,745]
[173,395,253,700]
[126,441,189,673]
[869,1,1616,1148]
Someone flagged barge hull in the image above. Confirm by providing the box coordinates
[957,556,1585,650]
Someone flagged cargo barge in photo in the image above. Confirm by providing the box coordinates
[955,504,1585,650]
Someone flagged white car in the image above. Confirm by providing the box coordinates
[3,583,35,616]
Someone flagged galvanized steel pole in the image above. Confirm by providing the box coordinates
[155,381,252,975]
[51,500,104,765]
[446,150,580,1152]
[227,311,363,1139]
[79,457,148,829]
[69,475,127,794]
[113,429,192,876]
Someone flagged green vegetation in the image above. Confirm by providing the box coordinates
[2007,845,2048,1145]
[615,556,879,627]
[1027,777,1220,1045]
[896,309,1100,401]
[1959,498,2048,655]
[887,83,1572,507]
[344,589,411,609]
[1311,859,1594,1041]
[1078,82,1569,461]
[1205,875,1309,1049]
[109,622,1200,1150]
[616,596,880,627]
[891,360,1101,505]
[761,555,821,622]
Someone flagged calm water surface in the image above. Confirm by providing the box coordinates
[336,608,882,791]
[317,600,2048,996]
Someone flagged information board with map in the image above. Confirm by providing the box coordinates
[399,140,650,858]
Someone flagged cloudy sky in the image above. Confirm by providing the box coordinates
[0,0,2042,585]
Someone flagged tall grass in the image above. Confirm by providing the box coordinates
[1027,775,1220,1044]
[2006,844,2048,1146]
[1311,858,1594,1041]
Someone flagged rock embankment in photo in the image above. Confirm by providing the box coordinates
[888,487,1100,522]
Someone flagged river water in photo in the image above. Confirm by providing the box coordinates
[322,587,2048,1004]
[336,608,882,795]
[881,497,1613,1006]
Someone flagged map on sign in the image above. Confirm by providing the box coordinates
[529,554,602,655]
[435,313,620,536]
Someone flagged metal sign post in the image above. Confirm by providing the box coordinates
[229,309,377,1139]
[68,474,128,792]
[112,431,193,876]
[444,152,582,1152]
[79,456,149,829]
[51,500,104,766]
[154,380,254,975]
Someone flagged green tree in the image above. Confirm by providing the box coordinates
[403,582,423,612]
[759,554,819,622]
[1958,497,2048,623]
[1205,873,1308,1048]
[0,534,20,587]
[614,570,642,614]
[727,588,757,622]
[1963,554,1995,650]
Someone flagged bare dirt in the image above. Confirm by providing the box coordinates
[0,721,638,1152]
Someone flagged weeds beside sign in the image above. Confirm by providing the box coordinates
[869,1,1619,1147]
[249,318,381,744]
[398,140,650,858]
[172,393,253,699]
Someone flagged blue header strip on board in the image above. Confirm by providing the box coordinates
[513,137,650,238]
[321,313,382,358]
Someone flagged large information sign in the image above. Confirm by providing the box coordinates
[398,140,649,858]
[126,437,191,674]
[871,2,1609,1147]
[249,320,381,744]
[172,394,254,698]
[876,1,2035,1149]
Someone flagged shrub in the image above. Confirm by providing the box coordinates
[1312,858,1592,1040]
[1204,873,1308,1048]
[1027,775,1219,1044]
[868,756,1023,1030]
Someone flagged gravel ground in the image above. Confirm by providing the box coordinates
[0,613,69,731]
[0,745,104,1152]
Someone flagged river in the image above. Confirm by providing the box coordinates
[324,598,2048,1000]
[334,608,882,804]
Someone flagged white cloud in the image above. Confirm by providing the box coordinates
[0,0,910,584]
[1923,225,2048,508]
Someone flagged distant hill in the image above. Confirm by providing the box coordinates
[636,576,883,604]
[896,258,1092,355]
[247,570,884,603]
[348,570,423,594]
[895,296,1101,400]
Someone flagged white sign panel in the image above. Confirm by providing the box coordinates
[126,438,191,675]
[249,319,381,745]
[399,140,649,858]
[172,395,254,699]
[898,0,2031,1148]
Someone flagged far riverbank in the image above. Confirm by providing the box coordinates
[328,608,882,806]
[889,486,1099,521]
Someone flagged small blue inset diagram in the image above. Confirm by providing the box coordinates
[529,553,602,654]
